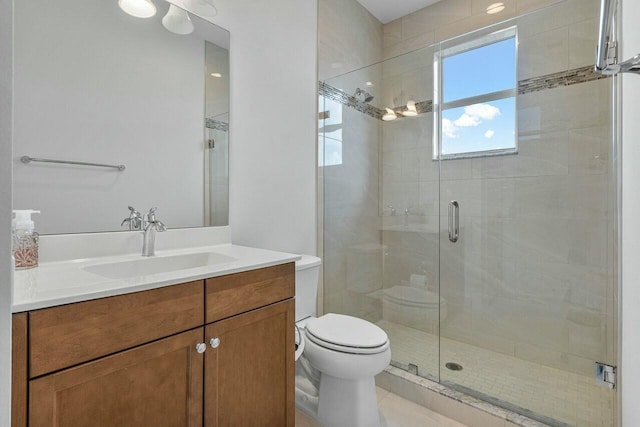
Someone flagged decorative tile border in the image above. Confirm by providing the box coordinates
[205,118,229,131]
[320,65,610,121]
[319,81,384,120]
[517,65,609,95]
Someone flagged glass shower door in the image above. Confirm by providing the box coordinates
[436,3,617,426]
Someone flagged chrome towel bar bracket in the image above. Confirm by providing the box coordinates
[596,0,640,75]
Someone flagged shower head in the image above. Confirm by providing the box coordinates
[354,88,374,103]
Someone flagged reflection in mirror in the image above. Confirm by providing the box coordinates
[12,0,230,234]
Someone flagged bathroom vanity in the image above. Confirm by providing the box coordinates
[11,238,298,427]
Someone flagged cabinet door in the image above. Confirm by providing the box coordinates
[30,327,205,427]
[205,300,294,427]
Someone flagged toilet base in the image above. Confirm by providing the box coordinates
[316,374,382,427]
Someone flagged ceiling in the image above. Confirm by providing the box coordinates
[356,0,443,24]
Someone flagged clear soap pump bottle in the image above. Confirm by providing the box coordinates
[12,210,40,270]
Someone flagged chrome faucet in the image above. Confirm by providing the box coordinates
[142,207,166,257]
[121,206,143,231]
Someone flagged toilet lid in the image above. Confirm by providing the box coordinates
[383,286,440,306]
[306,313,388,349]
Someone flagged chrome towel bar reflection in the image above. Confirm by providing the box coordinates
[21,156,126,171]
[596,0,640,75]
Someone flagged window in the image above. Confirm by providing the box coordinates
[319,96,343,166]
[434,27,517,160]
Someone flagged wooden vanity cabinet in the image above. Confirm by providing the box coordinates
[11,263,295,427]
[30,328,205,427]
[205,299,295,427]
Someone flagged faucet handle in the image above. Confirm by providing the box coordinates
[122,206,142,229]
[146,207,158,222]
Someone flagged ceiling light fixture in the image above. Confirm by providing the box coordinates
[184,0,218,17]
[382,108,397,121]
[162,4,194,35]
[366,81,374,87]
[118,0,157,18]
[210,72,222,78]
[486,2,505,14]
[402,100,418,117]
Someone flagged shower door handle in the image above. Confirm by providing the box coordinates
[448,201,459,243]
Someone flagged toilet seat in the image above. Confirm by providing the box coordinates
[305,314,389,355]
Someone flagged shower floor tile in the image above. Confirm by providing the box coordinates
[377,320,615,427]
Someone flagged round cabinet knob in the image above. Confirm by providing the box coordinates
[196,343,207,354]
[210,337,221,348]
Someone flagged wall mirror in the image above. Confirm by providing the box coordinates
[12,0,230,234]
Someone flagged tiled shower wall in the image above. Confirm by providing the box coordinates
[378,0,616,377]
[319,0,383,317]
[321,0,616,378]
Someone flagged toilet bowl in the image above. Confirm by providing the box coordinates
[382,285,445,333]
[294,256,391,427]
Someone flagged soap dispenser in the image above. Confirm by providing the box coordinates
[12,210,40,269]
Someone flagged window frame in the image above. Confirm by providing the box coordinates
[433,26,519,160]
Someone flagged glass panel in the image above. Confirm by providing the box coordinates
[322,44,441,383]
[321,2,616,426]
[443,37,516,103]
[438,2,616,426]
[321,98,344,166]
[441,97,516,157]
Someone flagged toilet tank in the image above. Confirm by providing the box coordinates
[295,255,322,322]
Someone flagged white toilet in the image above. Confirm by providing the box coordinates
[382,285,446,334]
[295,255,391,427]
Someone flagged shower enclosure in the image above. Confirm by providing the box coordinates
[320,1,618,425]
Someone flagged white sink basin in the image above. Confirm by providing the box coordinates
[84,252,238,279]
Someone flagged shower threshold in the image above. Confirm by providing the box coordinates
[379,364,564,427]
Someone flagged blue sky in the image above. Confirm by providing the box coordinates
[441,37,516,155]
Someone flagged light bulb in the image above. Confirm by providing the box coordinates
[184,0,218,17]
[402,100,418,117]
[162,5,194,35]
[382,108,397,121]
[118,0,156,18]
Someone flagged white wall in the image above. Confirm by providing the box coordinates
[0,0,318,418]
[13,0,206,234]
[0,0,12,420]
[186,0,319,255]
[621,0,640,424]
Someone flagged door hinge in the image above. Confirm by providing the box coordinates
[595,362,616,389]
[606,41,619,68]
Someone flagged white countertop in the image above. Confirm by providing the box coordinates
[12,244,300,313]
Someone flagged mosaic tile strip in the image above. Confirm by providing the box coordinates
[321,65,610,121]
[205,118,229,131]
[319,81,384,120]
[517,65,609,95]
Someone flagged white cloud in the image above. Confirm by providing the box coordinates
[442,118,458,138]
[454,114,481,127]
[442,103,502,140]
[465,103,501,120]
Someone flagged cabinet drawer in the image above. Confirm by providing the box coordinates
[29,280,204,378]
[206,263,294,323]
